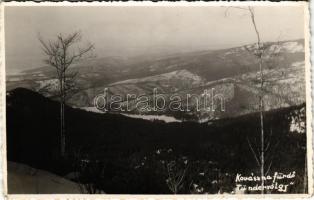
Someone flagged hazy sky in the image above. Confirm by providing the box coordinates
[5,6,305,74]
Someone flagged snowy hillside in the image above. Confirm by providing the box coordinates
[111,69,204,86]
[6,39,306,121]
[7,162,81,194]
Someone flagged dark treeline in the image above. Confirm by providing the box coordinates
[7,88,306,194]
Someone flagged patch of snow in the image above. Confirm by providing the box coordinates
[224,52,232,56]
[289,108,306,134]
[197,188,204,193]
[7,76,24,82]
[121,113,182,123]
[110,69,204,86]
[33,73,45,77]
[36,79,59,92]
[80,107,104,113]
[79,107,181,123]
[281,41,304,53]
[291,61,305,68]
[198,117,210,123]
[268,44,281,54]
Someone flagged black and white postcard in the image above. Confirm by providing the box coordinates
[1,2,312,199]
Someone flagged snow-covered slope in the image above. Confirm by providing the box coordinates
[7,162,81,194]
[6,39,306,121]
[75,57,305,122]
[36,79,59,93]
[111,69,204,86]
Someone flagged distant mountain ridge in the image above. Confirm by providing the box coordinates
[6,39,305,121]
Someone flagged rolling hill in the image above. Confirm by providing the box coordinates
[6,39,305,121]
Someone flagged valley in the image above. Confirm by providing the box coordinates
[6,39,306,122]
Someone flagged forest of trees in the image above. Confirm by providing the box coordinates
[6,87,306,194]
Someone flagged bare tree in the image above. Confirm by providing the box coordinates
[38,32,94,157]
[225,6,282,194]
[226,7,306,192]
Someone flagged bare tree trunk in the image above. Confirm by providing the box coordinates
[60,77,66,157]
[258,41,265,197]
[61,100,65,156]
[259,73,264,195]
[59,71,66,157]
[250,7,265,194]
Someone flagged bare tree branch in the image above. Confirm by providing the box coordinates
[265,160,273,176]
[247,137,261,166]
